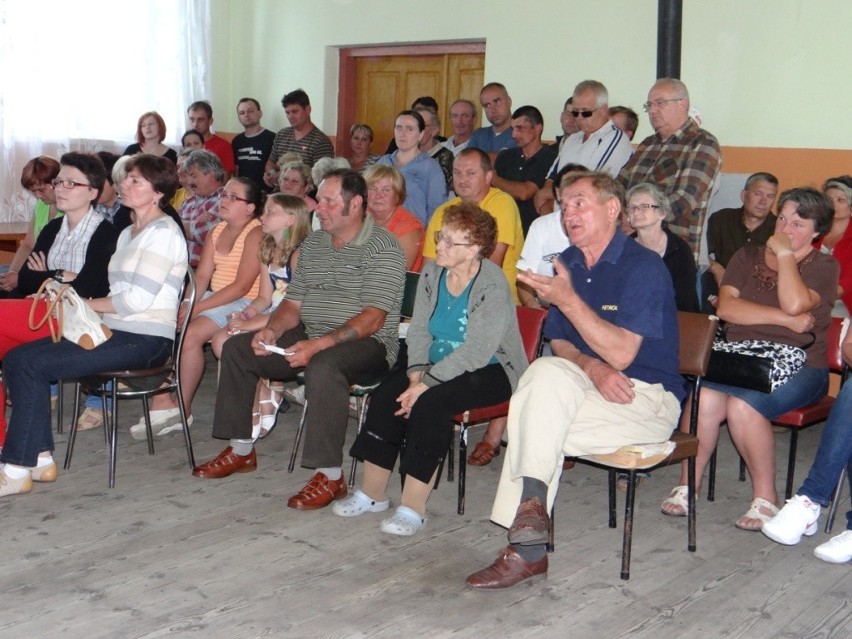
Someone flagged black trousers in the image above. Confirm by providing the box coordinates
[349,363,511,484]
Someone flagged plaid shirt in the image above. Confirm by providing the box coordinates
[618,119,721,259]
[179,188,222,267]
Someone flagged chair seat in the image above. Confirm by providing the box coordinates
[455,401,509,425]
[581,431,698,470]
[773,396,834,427]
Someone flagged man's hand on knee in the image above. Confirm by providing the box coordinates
[585,359,635,404]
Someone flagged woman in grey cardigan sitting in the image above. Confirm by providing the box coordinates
[335,202,528,535]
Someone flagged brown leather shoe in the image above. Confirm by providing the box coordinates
[466,546,548,589]
[287,471,347,510]
[192,446,257,479]
[467,441,500,466]
[507,497,550,545]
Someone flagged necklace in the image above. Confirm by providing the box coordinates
[639,231,666,256]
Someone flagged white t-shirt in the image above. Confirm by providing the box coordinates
[516,209,570,276]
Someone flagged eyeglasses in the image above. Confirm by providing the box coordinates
[434,231,475,249]
[642,98,684,112]
[626,203,662,213]
[51,179,92,190]
[221,192,249,203]
[570,109,595,118]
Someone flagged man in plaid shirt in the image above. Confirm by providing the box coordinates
[179,150,224,267]
[618,78,721,260]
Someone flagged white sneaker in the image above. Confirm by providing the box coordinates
[762,494,821,545]
[130,409,192,440]
[814,530,852,563]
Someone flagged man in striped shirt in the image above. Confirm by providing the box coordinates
[194,170,406,513]
[533,80,633,215]
[617,78,722,261]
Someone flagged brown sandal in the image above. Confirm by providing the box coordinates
[467,441,500,466]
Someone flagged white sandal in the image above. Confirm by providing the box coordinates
[331,489,390,518]
[735,497,779,531]
[661,485,689,517]
[257,379,289,438]
[380,506,426,536]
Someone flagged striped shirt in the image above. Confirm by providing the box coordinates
[48,207,104,274]
[547,121,632,179]
[617,118,722,260]
[268,126,334,167]
[103,216,189,339]
[210,219,262,299]
[286,217,405,366]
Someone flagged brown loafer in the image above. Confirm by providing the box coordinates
[507,497,550,545]
[287,471,347,510]
[192,446,257,479]
[466,546,548,589]
[467,441,500,466]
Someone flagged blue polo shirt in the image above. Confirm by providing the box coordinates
[468,126,517,154]
[544,230,686,402]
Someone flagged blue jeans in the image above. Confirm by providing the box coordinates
[798,380,852,530]
[1,331,172,467]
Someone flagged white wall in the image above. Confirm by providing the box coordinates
[210,0,852,150]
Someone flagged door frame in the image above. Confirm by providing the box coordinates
[336,41,485,157]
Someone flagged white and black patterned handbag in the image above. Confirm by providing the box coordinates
[705,330,813,394]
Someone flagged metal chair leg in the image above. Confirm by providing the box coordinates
[620,470,638,580]
[825,466,848,534]
[57,381,64,434]
[288,399,308,473]
[608,469,617,528]
[447,424,456,483]
[546,505,555,553]
[174,382,194,468]
[707,448,717,501]
[785,430,799,500]
[457,423,468,514]
[108,382,119,488]
[348,395,369,489]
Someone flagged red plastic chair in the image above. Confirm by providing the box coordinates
[451,306,547,515]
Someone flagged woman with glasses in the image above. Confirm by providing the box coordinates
[138,177,263,439]
[625,183,698,312]
[661,188,838,531]
[364,164,424,272]
[0,153,118,443]
[334,203,527,536]
[0,155,186,497]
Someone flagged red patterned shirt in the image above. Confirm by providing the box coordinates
[179,188,222,267]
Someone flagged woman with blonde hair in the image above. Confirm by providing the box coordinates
[364,163,424,272]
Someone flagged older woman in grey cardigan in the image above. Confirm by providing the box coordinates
[335,202,527,536]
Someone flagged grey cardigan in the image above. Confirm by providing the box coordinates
[407,259,528,390]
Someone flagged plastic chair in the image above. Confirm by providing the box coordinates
[569,311,717,580]
[64,270,197,487]
[451,306,548,515]
[707,316,846,502]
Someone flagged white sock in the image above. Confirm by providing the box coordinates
[318,467,342,480]
[230,439,254,456]
[37,455,54,467]
[3,463,31,479]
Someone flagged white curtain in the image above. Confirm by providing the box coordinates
[0,0,211,222]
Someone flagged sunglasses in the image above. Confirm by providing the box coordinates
[570,109,595,118]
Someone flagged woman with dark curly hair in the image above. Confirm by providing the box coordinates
[334,202,528,536]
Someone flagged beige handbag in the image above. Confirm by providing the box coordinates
[28,279,113,349]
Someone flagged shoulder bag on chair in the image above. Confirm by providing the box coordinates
[28,278,113,350]
[704,324,813,394]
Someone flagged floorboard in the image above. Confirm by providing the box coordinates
[2,352,850,638]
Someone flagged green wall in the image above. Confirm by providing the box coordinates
[210,0,850,150]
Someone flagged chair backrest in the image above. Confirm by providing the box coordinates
[173,269,197,373]
[826,316,846,373]
[677,311,718,377]
[401,271,419,319]
[516,306,548,363]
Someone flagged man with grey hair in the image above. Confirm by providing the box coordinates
[702,172,779,306]
[617,78,722,260]
[534,80,633,214]
[442,99,477,156]
[417,107,454,191]
[179,149,225,267]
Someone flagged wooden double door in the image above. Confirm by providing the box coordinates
[337,45,485,156]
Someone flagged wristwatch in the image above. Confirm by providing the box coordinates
[52,269,66,283]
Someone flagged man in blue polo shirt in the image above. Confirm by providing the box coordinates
[466,171,686,590]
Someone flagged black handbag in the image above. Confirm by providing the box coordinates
[704,329,813,394]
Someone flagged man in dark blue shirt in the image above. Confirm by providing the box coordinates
[467,171,685,590]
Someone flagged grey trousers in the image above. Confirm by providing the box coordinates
[212,326,388,468]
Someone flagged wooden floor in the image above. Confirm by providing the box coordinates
[2,352,850,638]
